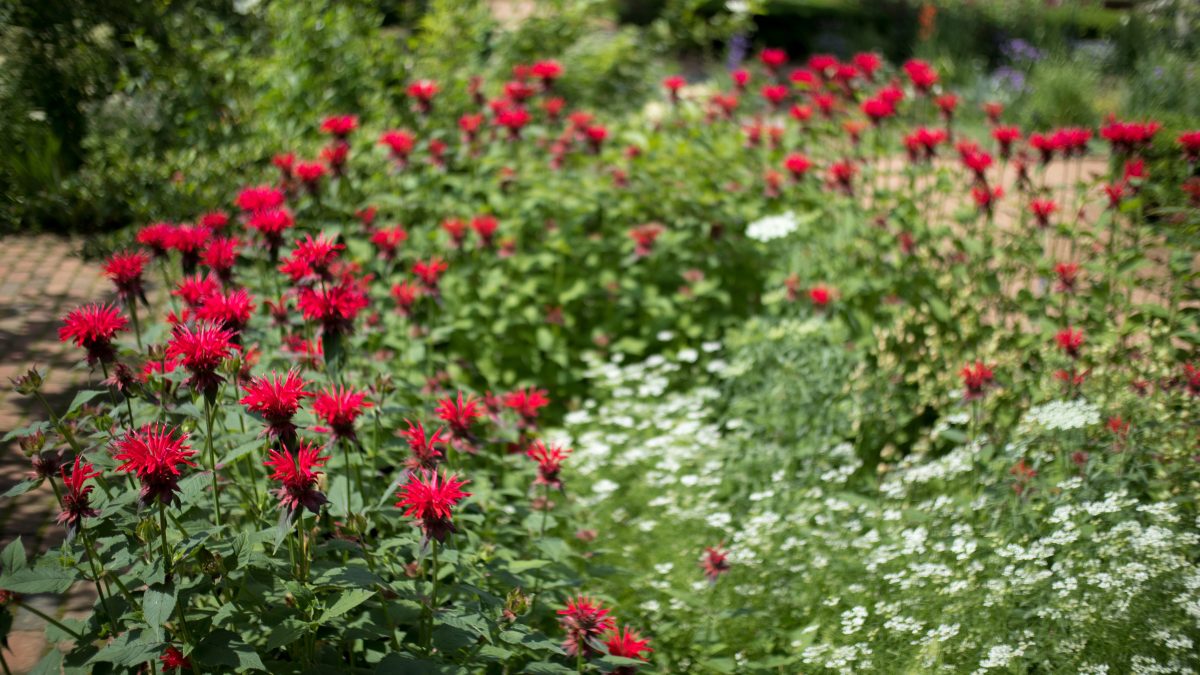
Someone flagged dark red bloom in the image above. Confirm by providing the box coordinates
[173,273,219,308]
[1054,262,1080,293]
[235,185,286,212]
[960,362,995,400]
[407,79,439,113]
[196,287,255,335]
[971,185,1003,213]
[137,222,178,257]
[504,387,549,424]
[701,545,730,582]
[371,226,408,260]
[441,218,468,248]
[57,456,100,534]
[401,420,447,470]
[532,60,563,85]
[558,596,616,658]
[991,126,1021,159]
[240,370,313,443]
[202,237,241,282]
[166,320,235,396]
[1100,119,1161,153]
[783,153,812,181]
[113,424,197,505]
[526,441,571,490]
[103,251,150,304]
[1055,327,1084,359]
[1183,363,1200,397]
[395,469,471,542]
[902,59,938,92]
[1178,130,1200,162]
[390,281,422,316]
[809,285,832,308]
[200,211,229,231]
[584,125,608,153]
[279,234,344,282]
[380,129,416,165]
[983,101,1004,124]
[294,160,327,191]
[761,84,789,109]
[852,52,882,80]
[313,386,371,441]
[1029,199,1057,228]
[59,303,128,366]
[320,114,359,139]
[827,160,856,194]
[160,646,192,672]
[497,107,532,139]
[604,626,652,673]
[246,208,295,253]
[264,439,329,516]
[296,282,368,337]
[629,223,665,257]
[903,127,947,162]
[759,48,787,70]
[435,392,482,438]
[413,257,449,292]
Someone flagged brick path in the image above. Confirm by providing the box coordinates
[0,237,109,674]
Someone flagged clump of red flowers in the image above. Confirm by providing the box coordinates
[395,469,471,542]
[400,420,447,470]
[504,387,550,427]
[112,424,197,505]
[59,303,128,366]
[436,391,483,440]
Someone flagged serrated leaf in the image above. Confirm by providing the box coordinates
[265,618,308,650]
[29,648,63,675]
[1,479,40,499]
[507,559,550,573]
[142,583,177,640]
[318,588,374,623]
[0,537,27,573]
[523,662,574,674]
[67,390,105,414]
[0,564,76,593]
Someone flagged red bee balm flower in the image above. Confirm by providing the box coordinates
[758,48,787,71]
[166,320,235,396]
[103,251,150,304]
[629,223,665,257]
[960,362,995,400]
[557,596,616,658]
[809,285,832,308]
[413,257,449,292]
[112,424,197,505]
[1054,262,1080,293]
[240,370,313,442]
[264,439,329,516]
[160,646,191,672]
[296,282,368,337]
[57,456,101,534]
[504,387,550,424]
[235,185,285,212]
[701,545,731,582]
[395,470,471,542]
[1055,327,1085,359]
[526,441,571,490]
[1029,199,1057,228]
[401,421,448,470]
[436,392,483,438]
[196,288,255,336]
[313,386,372,441]
[320,114,359,139]
[59,303,128,366]
[604,627,653,673]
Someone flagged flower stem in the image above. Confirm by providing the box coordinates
[426,540,440,654]
[15,600,82,640]
[78,527,119,636]
[204,397,222,528]
[159,501,172,579]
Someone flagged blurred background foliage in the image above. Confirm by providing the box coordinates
[1,0,1197,234]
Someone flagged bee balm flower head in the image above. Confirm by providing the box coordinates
[395,469,471,542]
[112,424,197,506]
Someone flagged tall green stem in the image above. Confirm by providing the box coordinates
[204,397,222,527]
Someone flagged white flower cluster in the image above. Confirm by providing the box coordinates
[1022,399,1101,431]
[745,211,800,242]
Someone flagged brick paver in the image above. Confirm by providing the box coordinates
[0,236,110,674]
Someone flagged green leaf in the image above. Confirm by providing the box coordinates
[318,588,375,623]
[523,662,574,674]
[67,390,105,414]
[0,537,27,573]
[29,648,63,675]
[90,629,161,667]
[196,630,265,672]
[265,618,308,650]
[0,564,76,593]
[506,559,550,573]
[1,479,40,499]
[142,582,177,640]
